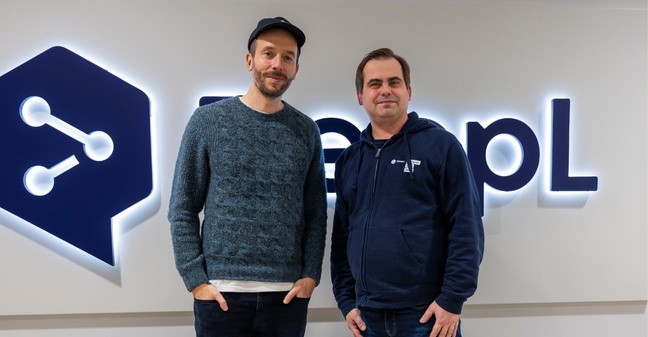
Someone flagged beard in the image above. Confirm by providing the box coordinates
[251,63,294,99]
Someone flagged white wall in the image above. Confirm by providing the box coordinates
[0,0,645,336]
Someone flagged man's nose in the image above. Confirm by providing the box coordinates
[270,56,284,70]
[379,84,391,95]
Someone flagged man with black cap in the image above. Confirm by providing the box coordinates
[169,17,327,337]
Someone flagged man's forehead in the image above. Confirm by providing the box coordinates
[364,59,403,78]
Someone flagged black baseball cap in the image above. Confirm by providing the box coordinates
[247,17,306,51]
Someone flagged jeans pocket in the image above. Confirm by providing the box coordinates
[194,298,218,304]
[291,296,311,307]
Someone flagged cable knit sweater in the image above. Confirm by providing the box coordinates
[168,97,328,292]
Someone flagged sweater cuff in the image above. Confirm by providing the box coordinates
[183,274,209,293]
[301,272,322,286]
[178,263,210,292]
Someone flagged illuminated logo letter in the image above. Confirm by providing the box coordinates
[550,99,598,191]
[467,119,540,214]
[315,118,361,193]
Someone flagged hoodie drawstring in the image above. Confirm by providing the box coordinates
[402,131,415,179]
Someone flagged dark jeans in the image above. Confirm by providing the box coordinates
[194,291,310,337]
[359,306,462,337]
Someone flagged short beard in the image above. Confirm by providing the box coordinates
[252,63,293,99]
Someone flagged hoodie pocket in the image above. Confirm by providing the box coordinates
[364,227,426,289]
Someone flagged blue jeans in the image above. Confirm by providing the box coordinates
[193,291,310,337]
[359,306,462,337]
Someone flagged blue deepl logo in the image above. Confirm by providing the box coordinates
[0,46,153,266]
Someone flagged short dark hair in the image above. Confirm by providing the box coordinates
[355,48,411,93]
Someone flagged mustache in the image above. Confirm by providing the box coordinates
[264,71,288,80]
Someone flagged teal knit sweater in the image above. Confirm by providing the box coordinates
[168,97,328,292]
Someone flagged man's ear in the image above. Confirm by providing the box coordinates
[245,52,253,72]
[356,91,363,105]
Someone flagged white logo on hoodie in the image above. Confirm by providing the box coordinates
[391,159,421,173]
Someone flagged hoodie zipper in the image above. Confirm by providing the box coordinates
[360,143,385,297]
[372,147,382,195]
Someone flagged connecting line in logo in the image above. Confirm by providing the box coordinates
[23,155,79,196]
[19,96,114,196]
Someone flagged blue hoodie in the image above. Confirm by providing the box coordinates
[331,112,484,318]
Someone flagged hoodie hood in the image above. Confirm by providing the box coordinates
[355,112,444,182]
[361,111,444,145]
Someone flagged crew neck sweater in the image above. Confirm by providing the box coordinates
[169,96,328,292]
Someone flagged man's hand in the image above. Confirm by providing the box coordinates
[192,283,228,311]
[283,277,317,304]
[420,301,459,337]
[345,308,366,337]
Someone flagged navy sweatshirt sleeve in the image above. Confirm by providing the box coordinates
[435,141,485,314]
